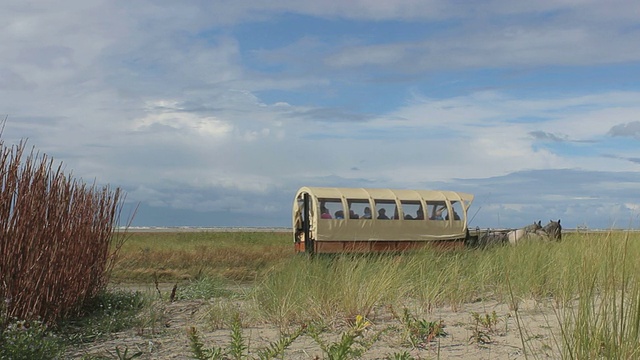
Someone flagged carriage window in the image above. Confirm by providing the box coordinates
[445,201,463,221]
[374,200,397,220]
[400,201,423,220]
[318,198,344,219]
[347,199,371,219]
[426,201,447,220]
[297,198,305,217]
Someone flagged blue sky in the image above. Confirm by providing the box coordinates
[1,1,639,230]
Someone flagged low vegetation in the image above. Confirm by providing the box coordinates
[4,228,640,358]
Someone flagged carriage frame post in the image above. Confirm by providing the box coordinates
[302,192,314,254]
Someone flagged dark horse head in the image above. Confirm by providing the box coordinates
[542,219,562,241]
[523,220,542,233]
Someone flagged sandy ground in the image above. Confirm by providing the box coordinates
[66,292,565,360]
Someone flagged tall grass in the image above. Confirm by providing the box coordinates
[0,140,124,324]
[252,232,640,329]
[552,231,640,358]
[254,254,409,328]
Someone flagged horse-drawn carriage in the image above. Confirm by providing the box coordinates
[292,186,561,254]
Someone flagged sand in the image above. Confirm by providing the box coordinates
[66,295,565,359]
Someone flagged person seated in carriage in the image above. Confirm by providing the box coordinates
[430,206,445,220]
[377,208,390,220]
[445,209,461,221]
[362,207,372,219]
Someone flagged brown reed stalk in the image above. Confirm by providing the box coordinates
[0,140,125,325]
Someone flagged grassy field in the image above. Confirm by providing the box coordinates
[11,229,640,359]
[110,231,293,282]
[112,230,640,301]
[105,229,640,358]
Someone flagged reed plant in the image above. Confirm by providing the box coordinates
[0,140,125,325]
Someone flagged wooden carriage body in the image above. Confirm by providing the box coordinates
[292,187,474,254]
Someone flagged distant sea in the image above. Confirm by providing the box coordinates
[119,226,290,232]
[118,226,635,233]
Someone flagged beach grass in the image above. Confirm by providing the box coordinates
[67,228,640,358]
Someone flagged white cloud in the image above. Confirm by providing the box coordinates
[625,203,640,212]
[1,1,639,229]
[134,101,233,138]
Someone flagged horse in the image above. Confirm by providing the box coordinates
[507,220,543,245]
[507,219,562,244]
[473,222,533,247]
[541,219,562,241]
[474,220,548,247]
[523,220,542,233]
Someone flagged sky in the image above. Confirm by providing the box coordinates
[1,1,639,230]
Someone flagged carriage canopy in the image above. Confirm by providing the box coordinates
[292,187,474,249]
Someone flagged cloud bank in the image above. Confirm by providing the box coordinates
[2,0,639,229]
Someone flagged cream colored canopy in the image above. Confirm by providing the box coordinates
[292,187,474,242]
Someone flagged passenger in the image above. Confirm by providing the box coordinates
[377,208,390,220]
[404,214,414,220]
[445,209,461,221]
[362,207,372,219]
[430,206,445,220]
[320,201,328,214]
[415,209,424,220]
[321,207,332,219]
[349,209,359,219]
[335,210,345,219]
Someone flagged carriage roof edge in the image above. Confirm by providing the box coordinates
[293,187,474,204]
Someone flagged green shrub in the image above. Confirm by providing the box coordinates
[177,277,233,300]
[187,311,305,360]
[309,315,383,360]
[399,308,447,348]
[59,290,147,344]
[0,318,63,360]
